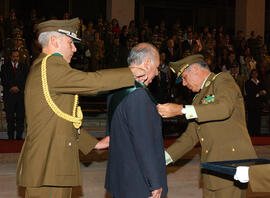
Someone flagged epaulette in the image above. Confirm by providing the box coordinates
[212,72,222,81]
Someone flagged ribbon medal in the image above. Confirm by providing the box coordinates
[201,94,215,104]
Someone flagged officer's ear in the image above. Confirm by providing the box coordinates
[50,36,59,49]
[143,58,152,70]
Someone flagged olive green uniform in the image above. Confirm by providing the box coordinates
[249,164,270,192]
[167,72,257,197]
[16,53,134,196]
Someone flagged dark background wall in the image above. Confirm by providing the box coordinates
[1,0,269,35]
[138,0,235,33]
[7,0,106,23]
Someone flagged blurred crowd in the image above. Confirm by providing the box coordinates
[1,9,270,136]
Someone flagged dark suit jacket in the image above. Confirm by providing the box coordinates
[105,88,168,198]
[245,79,264,108]
[164,47,179,62]
[1,61,28,100]
[182,40,196,53]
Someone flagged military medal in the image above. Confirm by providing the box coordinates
[201,94,215,104]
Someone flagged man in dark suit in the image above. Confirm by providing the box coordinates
[105,43,168,198]
[182,31,196,53]
[164,39,179,63]
[1,49,28,140]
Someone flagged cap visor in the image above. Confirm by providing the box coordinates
[175,77,182,84]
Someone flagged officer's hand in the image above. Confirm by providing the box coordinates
[149,187,162,198]
[94,136,110,150]
[129,66,147,83]
[157,103,183,118]
[234,166,249,183]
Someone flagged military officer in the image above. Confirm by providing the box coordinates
[16,18,146,198]
[157,54,257,198]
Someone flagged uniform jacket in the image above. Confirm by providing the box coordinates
[1,60,28,100]
[167,72,257,190]
[105,88,168,198]
[16,53,134,187]
[249,164,270,192]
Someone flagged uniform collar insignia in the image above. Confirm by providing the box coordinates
[205,81,211,87]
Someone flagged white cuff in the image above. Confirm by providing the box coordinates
[165,151,173,165]
[184,105,198,119]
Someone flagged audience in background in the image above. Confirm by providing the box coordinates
[1,9,270,137]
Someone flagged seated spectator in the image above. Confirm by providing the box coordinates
[149,51,171,104]
[119,25,129,46]
[89,31,105,71]
[138,28,148,42]
[222,51,238,72]
[105,35,122,68]
[128,20,138,39]
[230,64,245,96]
[111,18,121,36]
[84,20,96,45]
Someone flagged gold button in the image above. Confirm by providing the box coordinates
[201,138,204,142]
[232,148,235,152]
[190,114,193,118]
[205,150,208,154]
[197,126,200,130]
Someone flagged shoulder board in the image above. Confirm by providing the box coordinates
[212,72,222,81]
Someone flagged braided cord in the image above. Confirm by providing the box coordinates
[41,54,82,129]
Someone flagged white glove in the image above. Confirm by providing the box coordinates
[234,166,250,183]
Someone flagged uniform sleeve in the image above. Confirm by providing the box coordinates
[47,56,134,95]
[166,121,199,162]
[126,89,164,191]
[249,164,270,192]
[194,73,241,123]
[78,128,99,155]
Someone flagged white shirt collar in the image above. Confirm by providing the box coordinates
[201,73,211,90]
[251,78,259,85]
[12,62,17,67]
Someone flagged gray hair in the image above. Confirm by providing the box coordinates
[127,43,158,66]
[187,61,209,71]
[38,31,64,48]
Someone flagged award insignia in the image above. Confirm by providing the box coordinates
[201,94,215,104]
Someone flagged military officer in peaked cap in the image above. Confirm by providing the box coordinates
[157,54,257,198]
[16,18,147,197]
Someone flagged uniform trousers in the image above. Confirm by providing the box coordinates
[25,186,72,198]
[203,185,246,198]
